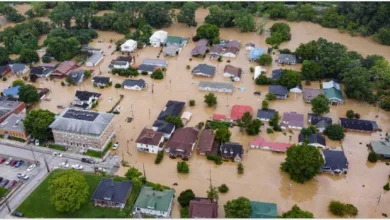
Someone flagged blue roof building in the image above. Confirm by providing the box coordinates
[249,48,264,61]
[3,86,21,99]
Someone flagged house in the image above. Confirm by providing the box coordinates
[136,128,164,154]
[157,100,186,121]
[245,43,255,51]
[192,64,216,78]
[254,66,267,80]
[308,113,332,133]
[167,127,199,160]
[370,136,390,159]
[230,105,253,121]
[122,79,147,91]
[30,66,54,78]
[298,133,326,149]
[281,112,304,130]
[181,111,192,125]
[152,120,176,140]
[212,113,227,121]
[250,201,278,218]
[303,88,324,103]
[149,30,168,47]
[198,81,234,94]
[86,52,104,67]
[339,118,377,132]
[91,178,132,209]
[73,90,101,110]
[92,76,112,87]
[49,108,115,153]
[250,137,291,153]
[197,129,215,155]
[3,86,20,99]
[0,65,11,77]
[0,96,26,123]
[143,59,168,67]
[277,53,297,65]
[322,80,341,90]
[289,84,302,93]
[209,40,240,59]
[324,88,344,105]
[191,39,208,57]
[272,69,284,80]
[220,142,243,162]
[109,61,129,70]
[52,61,76,77]
[10,63,29,75]
[257,109,276,122]
[137,64,158,75]
[0,114,28,141]
[166,36,188,47]
[209,45,224,59]
[321,149,348,175]
[68,70,85,85]
[223,65,243,82]
[248,48,264,61]
[133,186,174,218]
[81,45,103,54]
[120,39,137,52]
[269,85,288,99]
[38,88,49,100]
[163,45,180,57]
[189,198,218,218]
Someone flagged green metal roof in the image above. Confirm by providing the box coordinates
[133,186,174,212]
[371,140,390,156]
[324,88,344,101]
[167,36,184,44]
[250,201,278,218]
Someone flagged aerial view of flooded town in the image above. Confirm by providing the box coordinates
[0,1,389,219]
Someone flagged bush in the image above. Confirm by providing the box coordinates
[384,183,390,191]
[189,100,195,106]
[48,144,66,151]
[115,83,122,88]
[2,77,7,81]
[266,93,277,101]
[218,184,229,193]
[186,65,190,70]
[192,35,200,42]
[151,69,164,80]
[111,68,139,77]
[141,71,148,75]
[178,189,195,207]
[368,152,379,162]
[61,81,65,86]
[329,201,358,217]
[155,150,164,164]
[206,154,223,165]
[42,56,51,63]
[237,163,244,174]
[346,110,355,119]
[177,161,189,173]
[258,54,273,65]
[250,66,254,73]
[266,128,274,134]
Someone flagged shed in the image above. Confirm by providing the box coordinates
[86,53,103,67]
[250,201,278,218]
[121,39,137,52]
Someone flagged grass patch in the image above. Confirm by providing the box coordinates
[85,142,112,158]
[0,187,9,198]
[8,136,26,142]
[205,120,231,130]
[104,141,112,153]
[48,144,66,151]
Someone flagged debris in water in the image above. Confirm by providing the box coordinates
[126,117,133,123]
[238,87,246,91]
[173,183,178,186]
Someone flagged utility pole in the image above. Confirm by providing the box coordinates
[127,140,130,154]
[209,169,212,187]
[30,145,37,163]
[4,198,11,212]
[43,155,50,173]
[142,163,146,180]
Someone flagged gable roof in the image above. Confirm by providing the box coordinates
[75,90,101,101]
[250,201,278,218]
[10,63,27,72]
[223,65,242,78]
[192,64,216,77]
[167,127,199,156]
[0,65,10,75]
[298,133,326,146]
[269,85,288,96]
[152,120,175,134]
[303,88,324,102]
[143,59,168,67]
[257,109,276,120]
[166,36,185,45]
[163,45,180,55]
[116,56,133,63]
[272,69,284,80]
[91,178,132,204]
[69,70,85,83]
[249,48,264,60]
[370,139,390,156]
[251,137,291,152]
[122,79,146,88]
[138,64,158,72]
[3,86,20,97]
[191,45,208,56]
[134,186,174,212]
[197,129,215,154]
[136,128,163,146]
[278,53,297,63]
[230,105,253,121]
[324,87,344,100]
[226,40,240,49]
[210,45,224,54]
[197,39,208,46]
[157,100,185,121]
[220,142,243,158]
[189,199,218,218]
[308,113,332,126]
[86,52,103,64]
[282,112,304,128]
[198,81,234,92]
[93,76,111,85]
[30,66,53,76]
[322,149,348,171]
[323,80,341,90]
[54,61,76,75]
[339,118,375,131]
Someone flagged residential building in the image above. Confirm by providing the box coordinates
[92,76,112,87]
[324,88,344,105]
[38,88,50,100]
[322,80,341,90]
[209,40,240,59]
[149,30,168,47]
[192,64,216,78]
[109,61,130,70]
[166,36,188,47]
[197,129,215,155]
[30,66,54,78]
[189,198,218,218]
[298,133,326,149]
[52,61,76,77]
[277,53,297,65]
[230,105,253,121]
[281,112,304,130]
[269,85,288,99]
[91,178,132,209]
[133,186,174,218]
[136,128,164,154]
[143,59,168,67]
[290,84,303,93]
[0,114,28,141]
[303,88,324,103]
[250,138,291,153]
[308,113,332,133]
[339,118,377,132]
[248,48,264,61]
[250,201,278,218]
[220,142,243,162]
[68,70,85,85]
[0,65,10,77]
[137,64,158,75]
[209,45,224,59]
[257,109,276,122]
[212,114,227,121]
[167,127,199,160]
[0,96,26,123]
[223,65,242,82]
[181,111,192,125]
[73,90,101,110]
[86,52,104,67]
[157,100,185,121]
[198,81,234,94]
[191,39,208,57]
[122,79,147,91]
[81,45,103,54]
[152,120,175,140]
[49,108,115,153]
[271,69,284,80]
[120,39,137,52]
[3,86,20,99]
[245,43,255,51]
[163,45,180,57]
[370,136,390,159]
[321,149,348,175]
[254,66,266,80]
[10,63,29,75]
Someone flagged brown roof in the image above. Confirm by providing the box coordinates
[191,45,208,56]
[197,129,215,154]
[136,128,164,146]
[167,127,199,156]
[223,46,239,55]
[53,61,76,75]
[223,65,242,78]
[189,199,218,218]
[210,45,224,54]
[226,40,240,49]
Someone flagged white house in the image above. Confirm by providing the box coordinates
[85,53,104,67]
[223,65,242,82]
[136,128,164,154]
[289,84,303,93]
[111,61,130,70]
[149,30,168,47]
[298,133,326,149]
[121,39,137,52]
[253,66,266,80]
[122,79,147,90]
[323,80,341,90]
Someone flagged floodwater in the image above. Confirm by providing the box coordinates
[1,7,390,218]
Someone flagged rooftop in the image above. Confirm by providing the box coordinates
[75,90,101,101]
[220,142,243,159]
[251,137,291,152]
[136,128,164,146]
[167,127,199,156]
[157,100,185,121]
[282,112,304,128]
[133,186,174,212]
[339,118,376,132]
[189,199,218,218]
[3,86,20,97]
[250,201,278,218]
[91,178,132,204]
[192,64,216,77]
[322,149,348,171]
[269,85,288,96]
[257,109,276,120]
[0,96,24,118]
[0,114,25,132]
[230,105,253,121]
[197,129,215,154]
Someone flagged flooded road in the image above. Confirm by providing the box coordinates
[1,7,390,218]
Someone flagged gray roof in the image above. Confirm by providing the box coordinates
[322,149,348,171]
[0,114,25,132]
[153,120,175,134]
[198,81,234,92]
[30,66,53,76]
[113,61,128,66]
[49,108,115,135]
[299,133,326,146]
[69,70,85,84]
[11,63,27,72]
[86,52,103,64]
[138,64,156,72]
[75,90,101,101]
[192,64,216,77]
[272,69,284,80]
[257,109,276,120]
[278,54,297,63]
[122,79,146,88]
[143,59,168,67]
[93,76,111,85]
[91,178,132,204]
[163,45,179,55]
[0,96,23,118]
[269,85,288,96]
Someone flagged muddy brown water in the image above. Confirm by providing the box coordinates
[1,7,390,218]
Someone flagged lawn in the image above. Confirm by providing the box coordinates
[16,170,140,218]
[85,142,112,158]
[0,187,9,198]
[48,144,66,151]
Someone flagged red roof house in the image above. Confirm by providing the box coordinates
[230,105,253,121]
[189,199,218,218]
[250,137,291,153]
[52,61,76,77]
[212,114,226,121]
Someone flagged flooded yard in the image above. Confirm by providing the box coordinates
[1,7,390,218]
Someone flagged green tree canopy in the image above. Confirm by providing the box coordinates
[205,5,234,28]
[20,48,39,64]
[178,189,195,207]
[266,22,291,47]
[224,197,252,218]
[151,69,164,80]
[196,24,220,43]
[11,79,25,87]
[177,2,197,27]
[142,3,172,29]
[374,28,390,46]
[18,84,39,104]
[258,54,272,66]
[301,60,321,81]
[177,161,189,173]
[46,37,79,61]
[0,47,9,65]
[207,186,219,203]
[342,66,373,101]
[215,127,231,143]
[279,70,302,89]
[165,115,183,128]
[281,204,314,218]
[23,109,55,140]
[323,124,345,141]
[204,93,217,107]
[48,2,73,28]
[311,94,330,115]
[234,13,256,32]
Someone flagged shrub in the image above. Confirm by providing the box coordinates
[2,77,7,81]
[115,83,122,88]
[346,110,355,119]
[237,163,244,174]
[155,150,164,164]
[266,93,277,101]
[206,154,223,165]
[262,100,269,110]
[178,189,195,207]
[217,56,222,62]
[384,183,390,191]
[189,99,195,106]
[42,56,51,63]
[151,69,164,80]
[329,201,358,217]
[267,128,274,134]
[368,152,379,162]
[218,184,229,193]
[192,35,200,41]
[61,81,65,86]
[249,66,254,73]
[258,54,273,65]
[177,161,189,173]
[186,65,190,69]
[141,71,148,75]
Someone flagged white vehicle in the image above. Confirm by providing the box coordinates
[112,142,119,150]
[71,164,83,170]
[17,173,29,180]
[52,166,59,170]
[35,139,40,146]
[52,152,63,157]
[59,162,69,168]
[5,158,12,165]
[27,164,36,172]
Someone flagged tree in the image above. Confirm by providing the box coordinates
[0,47,9,65]
[204,5,234,28]
[269,111,281,128]
[18,85,39,104]
[266,93,277,101]
[237,163,244,174]
[204,93,217,107]
[266,23,291,47]
[295,40,318,61]
[46,37,79,61]
[323,124,345,141]
[281,204,314,218]
[189,100,195,106]
[180,207,189,218]
[237,112,252,130]
[125,166,143,180]
[24,109,55,140]
[151,69,164,80]
[177,161,189,173]
[374,28,390,46]
[20,48,39,64]
[178,189,195,207]
[165,115,183,128]
[329,201,358,217]
[224,197,252,218]
[142,3,172,28]
[262,100,269,110]
[11,79,25,87]
[234,14,256,32]
[196,24,220,43]
[342,67,373,101]
[368,152,379,163]
[48,3,73,28]
[215,127,231,143]
[380,97,390,111]
[281,144,324,183]
[301,60,321,80]
[257,54,272,66]
[48,169,89,212]
[246,119,262,135]
[207,186,219,202]
[346,110,355,119]
[311,94,330,115]
[30,74,38,83]
[218,184,229,193]
[255,75,273,85]
[279,70,302,89]
[300,125,317,139]
[155,150,164,164]
[177,2,197,27]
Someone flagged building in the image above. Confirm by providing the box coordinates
[137,64,158,75]
[0,114,28,141]
[181,111,192,125]
[198,81,234,94]
[212,114,227,121]
[149,30,168,47]
[277,53,297,65]
[67,70,85,85]
[192,64,216,78]
[245,43,255,51]
[167,127,199,160]
[298,133,326,149]
[322,80,341,90]
[0,96,26,123]
[136,128,164,154]
[197,129,215,155]
[81,45,103,54]
[86,52,104,67]
[143,59,168,67]
[248,48,264,61]
[272,69,284,80]
[290,84,303,93]
[133,186,174,218]
[308,113,332,133]
[223,65,242,82]
[73,91,101,110]
[49,108,115,153]
[209,45,224,59]
[10,63,29,75]
[302,88,324,103]
[230,105,253,121]
[269,85,288,99]
[321,149,348,175]
[30,66,54,78]
[257,109,276,122]
[166,36,188,47]
[0,65,10,77]
[281,112,304,130]
[121,39,137,52]
[157,100,185,121]
[122,79,147,90]
[189,198,218,218]
[370,136,390,159]
[250,137,291,153]
[163,45,180,57]
[339,118,377,132]
[92,76,112,88]
[52,61,76,77]
[250,201,278,218]
[191,39,208,57]
[220,142,243,162]
[324,88,344,105]
[3,86,20,99]
[152,120,175,140]
[254,66,266,80]
[209,40,240,59]
[91,178,132,209]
